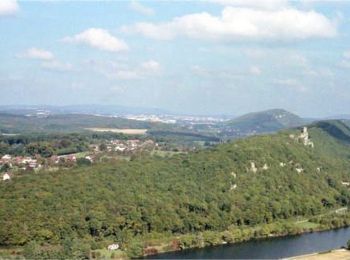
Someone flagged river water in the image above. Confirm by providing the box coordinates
[147,227,350,259]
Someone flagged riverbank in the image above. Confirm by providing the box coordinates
[288,249,350,260]
[1,210,349,259]
[145,228,350,259]
[141,210,350,259]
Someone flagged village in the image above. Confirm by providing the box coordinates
[0,138,158,181]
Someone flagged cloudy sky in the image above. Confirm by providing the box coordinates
[0,0,349,116]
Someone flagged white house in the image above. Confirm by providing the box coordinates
[107,243,119,251]
[85,156,93,162]
[1,154,11,161]
[295,167,304,173]
[2,173,10,181]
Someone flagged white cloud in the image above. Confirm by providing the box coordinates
[41,60,73,72]
[337,50,350,69]
[191,65,247,79]
[129,1,154,16]
[249,66,261,75]
[114,60,160,79]
[141,60,160,72]
[0,0,18,16]
[19,48,54,60]
[287,53,308,66]
[122,6,337,41]
[344,50,350,59]
[210,0,289,10]
[339,60,350,69]
[243,48,266,59]
[302,67,334,78]
[191,65,238,79]
[273,78,307,92]
[89,59,161,80]
[63,28,128,52]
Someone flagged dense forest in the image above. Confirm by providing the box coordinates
[1,120,350,258]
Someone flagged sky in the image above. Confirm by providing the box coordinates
[0,0,350,117]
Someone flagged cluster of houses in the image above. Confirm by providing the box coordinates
[1,154,41,182]
[92,139,157,154]
[1,138,160,182]
[0,153,95,182]
[0,154,41,171]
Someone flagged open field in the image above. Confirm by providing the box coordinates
[289,249,350,260]
[91,249,126,259]
[85,128,148,135]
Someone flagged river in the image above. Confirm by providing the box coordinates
[146,227,350,259]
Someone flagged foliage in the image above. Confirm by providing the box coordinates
[126,240,144,258]
[225,109,306,133]
[1,120,350,257]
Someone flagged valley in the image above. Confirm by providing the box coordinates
[1,110,350,258]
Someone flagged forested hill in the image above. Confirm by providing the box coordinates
[0,113,159,133]
[225,109,306,133]
[1,120,350,257]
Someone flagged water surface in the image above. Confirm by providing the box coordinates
[147,227,350,259]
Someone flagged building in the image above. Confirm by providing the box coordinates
[107,244,119,250]
[2,173,10,181]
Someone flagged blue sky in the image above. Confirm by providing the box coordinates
[0,0,349,117]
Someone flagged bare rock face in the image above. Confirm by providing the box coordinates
[230,184,237,191]
[250,162,257,173]
[262,163,269,170]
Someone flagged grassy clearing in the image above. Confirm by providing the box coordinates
[74,151,89,158]
[151,150,185,157]
[91,249,126,259]
[295,221,320,229]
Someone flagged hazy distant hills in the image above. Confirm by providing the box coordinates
[325,114,350,120]
[312,120,350,145]
[224,109,307,134]
[1,106,349,140]
[0,104,171,116]
[0,113,159,134]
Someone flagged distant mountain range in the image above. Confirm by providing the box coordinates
[325,114,350,120]
[1,106,350,140]
[0,104,172,116]
[224,109,308,134]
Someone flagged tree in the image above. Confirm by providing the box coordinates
[23,241,40,259]
[77,158,92,166]
[126,240,144,258]
[99,143,107,151]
